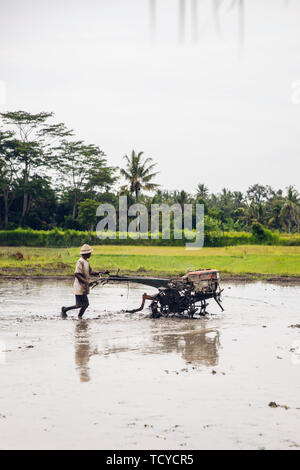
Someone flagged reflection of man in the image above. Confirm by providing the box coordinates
[61,244,109,319]
[74,320,91,383]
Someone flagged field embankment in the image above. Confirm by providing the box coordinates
[0,245,300,281]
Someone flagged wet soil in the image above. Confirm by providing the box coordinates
[0,280,300,449]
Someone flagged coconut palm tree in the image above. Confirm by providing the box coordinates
[178,0,186,45]
[173,189,191,209]
[267,198,284,230]
[120,150,159,203]
[280,186,300,232]
[196,183,209,199]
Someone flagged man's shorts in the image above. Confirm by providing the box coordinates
[75,294,89,308]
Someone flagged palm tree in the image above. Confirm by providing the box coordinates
[232,191,244,206]
[173,189,191,210]
[120,150,159,203]
[280,186,300,232]
[196,184,209,199]
[220,188,233,204]
[151,189,172,205]
[267,198,284,230]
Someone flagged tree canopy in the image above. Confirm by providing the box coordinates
[0,110,299,233]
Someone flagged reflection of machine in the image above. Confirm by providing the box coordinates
[92,269,224,318]
[153,328,220,367]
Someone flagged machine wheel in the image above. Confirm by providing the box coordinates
[160,304,170,317]
[199,300,209,316]
[187,303,197,318]
[150,300,161,318]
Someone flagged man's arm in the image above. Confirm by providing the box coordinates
[90,269,110,276]
[75,272,89,286]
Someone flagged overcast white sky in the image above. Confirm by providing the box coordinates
[0,0,299,194]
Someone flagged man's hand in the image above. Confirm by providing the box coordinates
[93,270,110,276]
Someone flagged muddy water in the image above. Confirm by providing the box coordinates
[0,280,300,450]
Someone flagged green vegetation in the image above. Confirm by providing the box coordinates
[1,245,300,278]
[0,227,299,248]
[1,110,299,236]
[120,150,159,202]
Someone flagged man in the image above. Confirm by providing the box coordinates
[61,244,108,319]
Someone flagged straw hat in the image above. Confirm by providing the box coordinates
[80,244,94,255]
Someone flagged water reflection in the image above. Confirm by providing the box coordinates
[73,319,220,372]
[237,0,244,54]
[152,324,220,367]
[191,0,199,43]
[148,0,246,48]
[149,0,156,40]
[212,0,222,36]
[178,0,186,45]
[74,320,93,383]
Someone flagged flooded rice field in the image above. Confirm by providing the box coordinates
[0,279,300,450]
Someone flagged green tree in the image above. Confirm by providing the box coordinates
[266,197,284,230]
[0,110,72,222]
[0,129,19,228]
[23,175,58,229]
[54,140,116,219]
[173,190,192,210]
[246,184,270,205]
[280,186,300,232]
[120,150,159,202]
[78,199,100,232]
[196,183,209,199]
[150,189,173,205]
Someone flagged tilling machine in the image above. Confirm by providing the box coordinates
[90,269,224,318]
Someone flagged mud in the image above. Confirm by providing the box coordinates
[0,279,300,449]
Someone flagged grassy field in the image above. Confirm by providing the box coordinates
[0,245,300,279]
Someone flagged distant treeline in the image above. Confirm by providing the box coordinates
[0,110,299,235]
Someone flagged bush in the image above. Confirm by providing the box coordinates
[251,223,279,245]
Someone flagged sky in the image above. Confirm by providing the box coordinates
[0,0,299,195]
